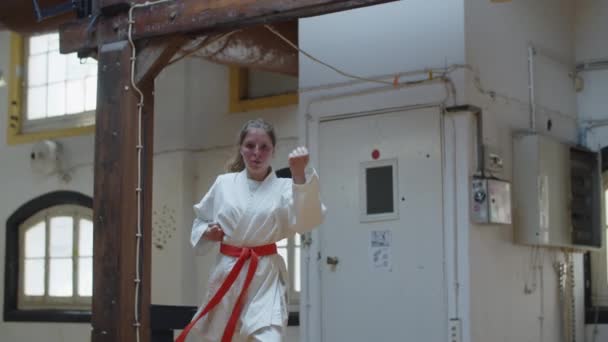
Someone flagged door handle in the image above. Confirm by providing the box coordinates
[326,256,339,265]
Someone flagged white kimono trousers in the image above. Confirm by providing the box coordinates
[190,168,325,340]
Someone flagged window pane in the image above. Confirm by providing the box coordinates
[295,234,301,247]
[27,86,47,119]
[25,221,46,258]
[87,61,98,77]
[366,165,394,215]
[28,54,47,86]
[66,54,90,80]
[47,33,60,52]
[47,82,66,117]
[278,247,288,266]
[85,76,97,111]
[79,219,93,257]
[48,52,67,83]
[294,247,301,292]
[248,69,297,99]
[78,257,93,297]
[50,216,73,257]
[66,80,85,114]
[49,258,73,297]
[29,35,49,55]
[24,259,45,296]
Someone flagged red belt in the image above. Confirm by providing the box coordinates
[175,243,278,342]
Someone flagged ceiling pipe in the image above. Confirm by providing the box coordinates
[446,105,485,177]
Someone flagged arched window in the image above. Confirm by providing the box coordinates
[4,191,93,322]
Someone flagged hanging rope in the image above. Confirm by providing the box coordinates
[127,1,174,341]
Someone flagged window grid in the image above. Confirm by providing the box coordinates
[23,33,97,126]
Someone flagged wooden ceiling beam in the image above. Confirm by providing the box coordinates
[60,0,397,54]
[134,36,188,85]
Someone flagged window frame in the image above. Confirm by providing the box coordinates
[6,32,95,146]
[4,191,93,323]
[228,66,298,113]
[359,158,400,222]
[18,205,93,311]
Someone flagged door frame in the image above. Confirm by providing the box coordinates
[300,88,474,342]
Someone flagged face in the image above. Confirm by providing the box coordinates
[240,128,275,180]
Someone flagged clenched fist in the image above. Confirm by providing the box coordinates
[289,146,309,184]
[203,223,224,242]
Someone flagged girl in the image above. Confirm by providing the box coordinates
[178,119,325,342]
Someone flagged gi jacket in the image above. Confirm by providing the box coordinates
[190,168,325,339]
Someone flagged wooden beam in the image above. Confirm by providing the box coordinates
[0,0,75,35]
[98,0,131,15]
[60,0,397,54]
[203,20,299,76]
[134,36,186,86]
[92,40,154,342]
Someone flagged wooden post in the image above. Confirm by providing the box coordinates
[92,40,154,342]
[140,81,154,342]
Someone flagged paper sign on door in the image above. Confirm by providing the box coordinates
[370,230,392,271]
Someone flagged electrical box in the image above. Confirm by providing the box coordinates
[471,177,512,224]
[513,133,603,250]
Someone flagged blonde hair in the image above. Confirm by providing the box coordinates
[226,119,277,172]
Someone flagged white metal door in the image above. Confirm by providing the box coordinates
[318,108,446,342]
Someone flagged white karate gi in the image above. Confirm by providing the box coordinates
[190,168,325,341]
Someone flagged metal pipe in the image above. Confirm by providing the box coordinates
[445,105,485,177]
[585,119,608,129]
[576,58,608,72]
[528,44,537,132]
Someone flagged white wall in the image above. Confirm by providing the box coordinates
[299,0,466,90]
[465,0,578,144]
[465,1,585,342]
[576,0,608,146]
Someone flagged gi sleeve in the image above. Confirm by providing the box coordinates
[191,176,220,255]
[281,168,326,234]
